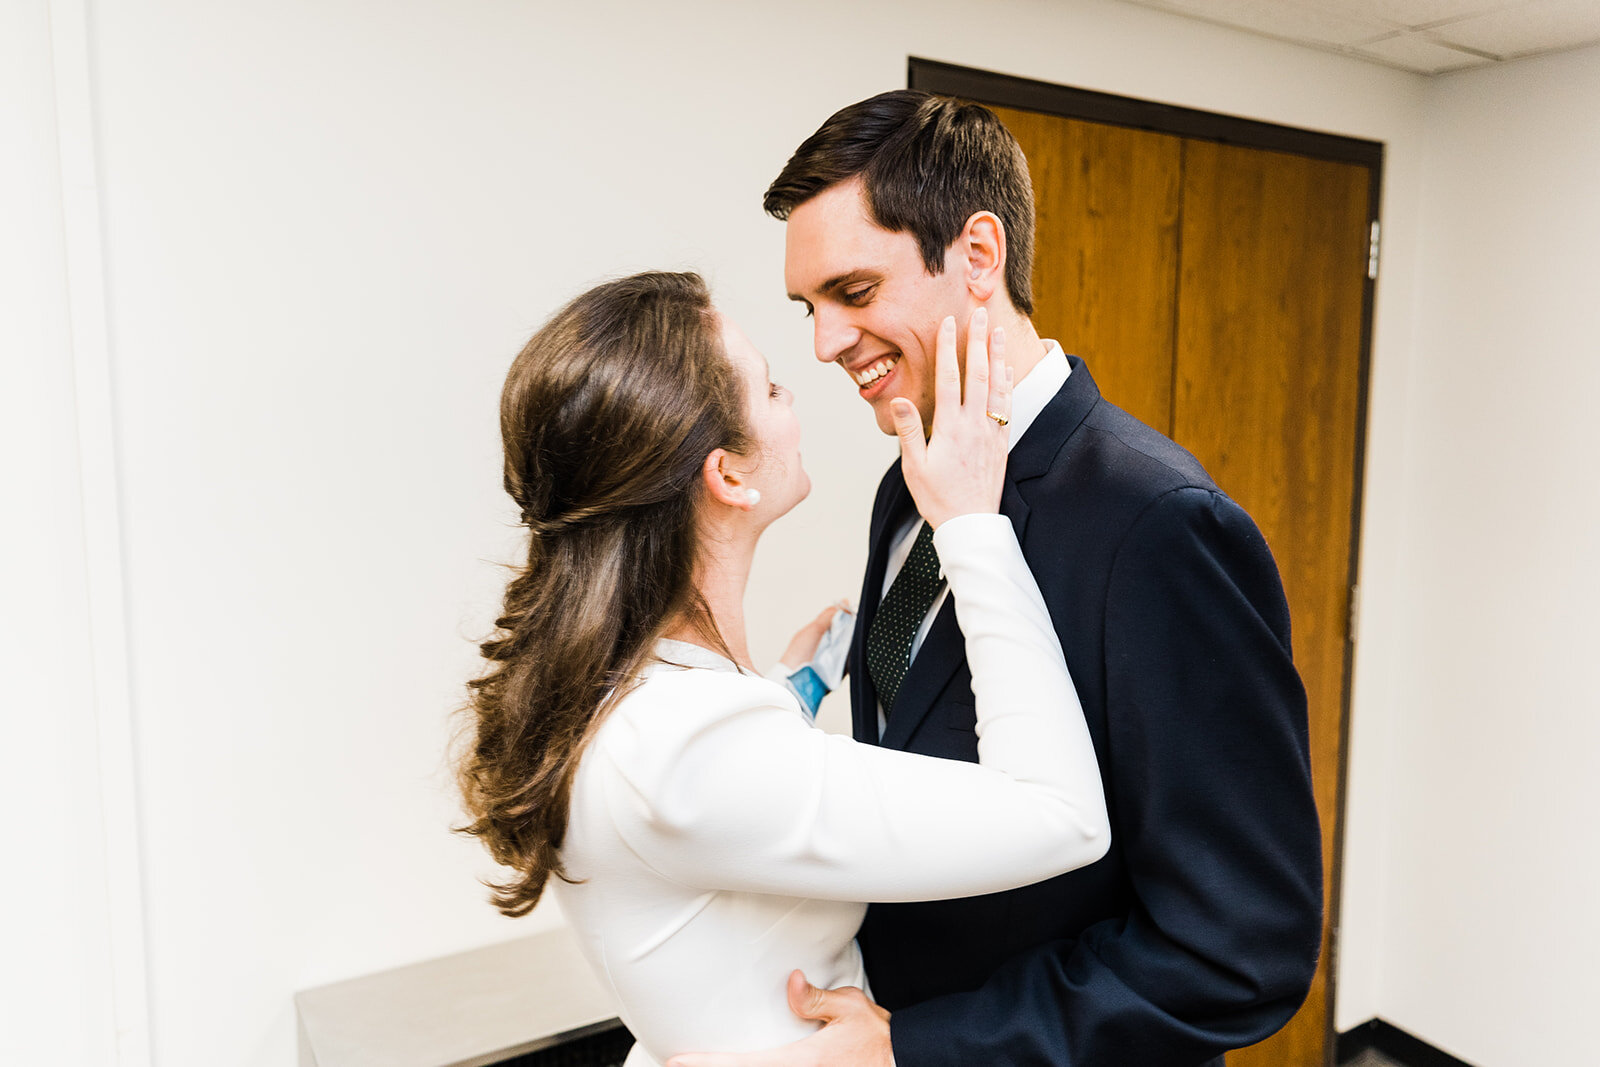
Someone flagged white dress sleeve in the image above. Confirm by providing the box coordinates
[594,513,1109,903]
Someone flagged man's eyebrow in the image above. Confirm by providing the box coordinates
[788,269,878,303]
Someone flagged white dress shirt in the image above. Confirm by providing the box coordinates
[555,511,1106,1066]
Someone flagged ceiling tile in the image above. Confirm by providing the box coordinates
[1428,0,1600,57]
[1352,30,1495,71]
[1125,0,1397,46]
[1117,0,1600,72]
[1300,0,1515,31]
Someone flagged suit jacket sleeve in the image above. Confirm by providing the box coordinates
[888,487,1323,1065]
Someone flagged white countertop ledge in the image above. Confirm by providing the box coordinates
[295,925,622,1067]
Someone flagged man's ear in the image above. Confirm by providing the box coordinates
[701,449,758,510]
[960,211,1006,304]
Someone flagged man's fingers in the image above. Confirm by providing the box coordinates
[786,969,871,1024]
[666,1053,771,1067]
[785,969,825,1020]
[665,974,889,1067]
[660,973,826,1067]
[964,306,989,408]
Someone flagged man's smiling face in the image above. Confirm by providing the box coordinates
[784,177,971,436]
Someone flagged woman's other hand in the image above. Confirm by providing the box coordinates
[780,601,848,668]
[890,308,1012,529]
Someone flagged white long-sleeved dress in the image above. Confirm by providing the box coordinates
[554,515,1109,1067]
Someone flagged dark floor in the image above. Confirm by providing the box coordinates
[1343,1050,1407,1067]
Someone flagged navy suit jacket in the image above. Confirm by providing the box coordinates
[850,357,1322,1066]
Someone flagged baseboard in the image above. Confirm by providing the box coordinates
[1337,1018,1479,1067]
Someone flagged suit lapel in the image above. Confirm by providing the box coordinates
[1007,354,1099,482]
[875,357,1102,752]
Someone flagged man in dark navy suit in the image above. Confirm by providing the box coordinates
[673,90,1322,1067]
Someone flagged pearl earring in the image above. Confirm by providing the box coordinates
[745,489,761,506]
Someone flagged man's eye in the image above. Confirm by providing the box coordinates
[769,383,784,399]
[801,303,814,319]
[843,286,876,305]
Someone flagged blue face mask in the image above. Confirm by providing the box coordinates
[778,608,855,718]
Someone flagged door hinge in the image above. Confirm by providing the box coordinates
[1367,221,1380,280]
[1348,584,1360,641]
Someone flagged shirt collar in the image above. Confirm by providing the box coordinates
[652,637,743,674]
[1005,339,1070,452]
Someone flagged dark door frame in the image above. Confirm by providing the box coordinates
[908,56,1383,1064]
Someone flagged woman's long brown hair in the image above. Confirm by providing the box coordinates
[456,271,750,916]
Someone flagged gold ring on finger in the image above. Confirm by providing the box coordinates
[986,411,1009,426]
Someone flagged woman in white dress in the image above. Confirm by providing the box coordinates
[456,271,1109,1067]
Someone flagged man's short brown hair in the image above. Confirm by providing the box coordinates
[764,90,1036,317]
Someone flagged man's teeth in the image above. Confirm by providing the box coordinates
[852,357,898,387]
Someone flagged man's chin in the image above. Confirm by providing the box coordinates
[869,397,929,439]
[869,395,906,437]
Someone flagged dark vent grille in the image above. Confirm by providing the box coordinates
[496,1023,634,1067]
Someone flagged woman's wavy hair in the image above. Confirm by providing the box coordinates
[456,271,751,917]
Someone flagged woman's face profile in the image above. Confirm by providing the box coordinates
[717,313,810,517]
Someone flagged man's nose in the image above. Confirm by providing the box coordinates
[812,305,860,365]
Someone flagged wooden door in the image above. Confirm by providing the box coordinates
[990,107,1183,431]
[989,104,1374,1066]
[1174,140,1370,1067]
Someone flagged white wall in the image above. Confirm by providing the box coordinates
[3,0,1446,1063]
[2,1,139,1062]
[1366,44,1600,1066]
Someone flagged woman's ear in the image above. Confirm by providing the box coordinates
[961,211,1006,304]
[701,449,760,510]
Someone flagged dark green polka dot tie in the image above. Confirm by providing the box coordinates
[867,522,945,716]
